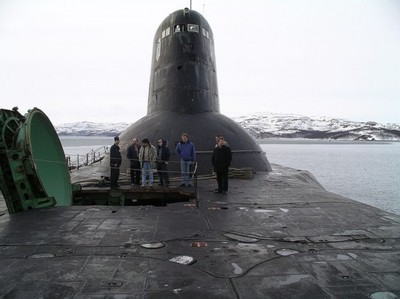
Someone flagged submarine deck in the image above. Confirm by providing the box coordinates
[0,164,399,298]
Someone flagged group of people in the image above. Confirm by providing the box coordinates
[110,136,174,188]
[109,133,232,194]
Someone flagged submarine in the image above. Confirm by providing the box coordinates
[0,8,399,298]
[103,7,271,175]
[0,7,272,213]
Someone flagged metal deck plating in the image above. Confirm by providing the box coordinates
[1,165,399,298]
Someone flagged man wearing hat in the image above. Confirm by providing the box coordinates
[110,136,122,188]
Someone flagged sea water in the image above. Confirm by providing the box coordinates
[1,137,399,216]
[260,140,400,215]
[60,136,113,156]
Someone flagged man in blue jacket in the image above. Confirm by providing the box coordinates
[175,133,196,187]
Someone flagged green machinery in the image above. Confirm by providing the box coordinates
[0,107,72,213]
[0,107,196,213]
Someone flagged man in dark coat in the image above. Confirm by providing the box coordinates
[110,136,122,188]
[156,139,170,186]
[212,136,232,194]
[126,138,141,185]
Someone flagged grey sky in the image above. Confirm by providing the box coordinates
[1,0,399,125]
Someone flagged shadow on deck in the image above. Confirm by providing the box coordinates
[72,184,197,207]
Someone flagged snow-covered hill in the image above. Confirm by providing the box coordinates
[233,112,400,141]
[55,112,400,141]
[55,121,130,137]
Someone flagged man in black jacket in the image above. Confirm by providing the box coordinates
[126,138,141,185]
[156,139,170,186]
[212,137,232,194]
[110,136,122,188]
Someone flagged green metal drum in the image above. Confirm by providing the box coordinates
[0,108,72,213]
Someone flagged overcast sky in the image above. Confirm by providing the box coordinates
[1,0,399,125]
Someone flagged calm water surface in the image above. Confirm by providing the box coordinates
[260,141,400,215]
[60,136,112,156]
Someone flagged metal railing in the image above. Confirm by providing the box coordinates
[66,146,109,170]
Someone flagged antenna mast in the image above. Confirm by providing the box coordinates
[190,0,192,10]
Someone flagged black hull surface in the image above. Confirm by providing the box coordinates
[102,111,271,175]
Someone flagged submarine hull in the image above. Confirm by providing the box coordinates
[102,110,271,176]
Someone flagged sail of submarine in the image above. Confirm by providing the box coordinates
[108,8,272,174]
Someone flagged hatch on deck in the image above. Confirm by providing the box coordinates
[0,107,72,213]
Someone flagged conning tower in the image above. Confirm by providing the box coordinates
[108,8,271,174]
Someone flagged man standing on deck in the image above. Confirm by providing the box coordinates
[110,136,122,188]
[139,138,157,187]
[126,138,141,185]
[175,133,196,187]
[212,136,232,194]
[156,139,170,186]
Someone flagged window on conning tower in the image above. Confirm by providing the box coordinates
[174,24,199,33]
[161,27,171,39]
[188,24,199,33]
[174,24,185,33]
[202,27,209,39]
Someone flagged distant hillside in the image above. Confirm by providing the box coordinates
[55,121,130,137]
[55,113,400,141]
[233,112,400,141]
